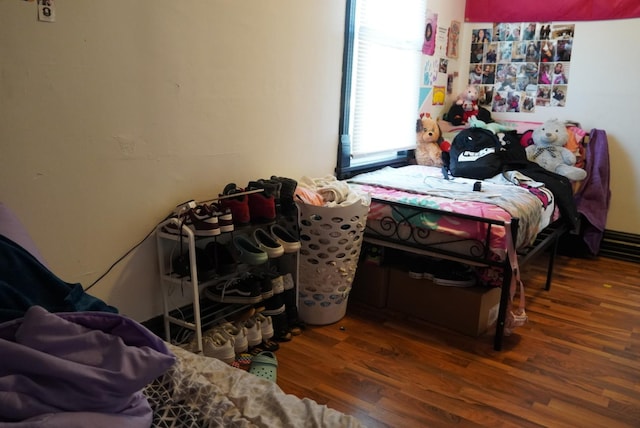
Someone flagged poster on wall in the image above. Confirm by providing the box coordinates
[468,22,574,112]
[422,10,437,56]
[447,20,460,59]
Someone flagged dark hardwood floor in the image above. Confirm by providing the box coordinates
[275,254,640,427]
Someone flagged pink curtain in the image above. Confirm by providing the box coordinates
[465,0,640,22]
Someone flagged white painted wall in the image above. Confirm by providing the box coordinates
[457,19,640,237]
[0,0,345,320]
[0,1,636,321]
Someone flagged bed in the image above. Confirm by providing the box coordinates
[0,202,364,428]
[346,124,605,351]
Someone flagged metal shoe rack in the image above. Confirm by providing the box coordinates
[155,218,252,354]
[156,199,300,355]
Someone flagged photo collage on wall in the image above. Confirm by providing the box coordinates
[469,22,575,112]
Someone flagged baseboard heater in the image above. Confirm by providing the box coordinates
[599,229,640,263]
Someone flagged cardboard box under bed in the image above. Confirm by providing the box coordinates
[352,264,501,337]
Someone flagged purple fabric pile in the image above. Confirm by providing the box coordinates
[0,306,176,428]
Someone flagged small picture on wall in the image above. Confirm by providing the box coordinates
[471,28,492,43]
[432,86,446,105]
[439,58,448,73]
[477,85,493,106]
[551,85,567,106]
[484,43,498,63]
[446,20,460,59]
[469,64,483,85]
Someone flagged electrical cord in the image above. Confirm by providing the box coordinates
[84,212,174,292]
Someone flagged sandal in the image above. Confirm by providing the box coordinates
[249,339,280,355]
[249,351,278,382]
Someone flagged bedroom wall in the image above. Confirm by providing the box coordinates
[0,1,635,322]
[0,0,346,321]
[456,19,640,237]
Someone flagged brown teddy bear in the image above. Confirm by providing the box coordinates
[415,114,444,167]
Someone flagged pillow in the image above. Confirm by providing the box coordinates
[0,202,47,266]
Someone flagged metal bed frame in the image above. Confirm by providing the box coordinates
[363,197,568,351]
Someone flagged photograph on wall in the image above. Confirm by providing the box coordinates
[468,22,575,112]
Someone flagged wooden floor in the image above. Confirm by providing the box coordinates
[275,254,640,427]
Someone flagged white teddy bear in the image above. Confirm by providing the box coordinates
[526,119,587,181]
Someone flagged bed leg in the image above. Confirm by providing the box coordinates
[544,231,561,291]
[494,264,512,351]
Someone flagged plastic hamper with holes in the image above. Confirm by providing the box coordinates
[296,196,371,325]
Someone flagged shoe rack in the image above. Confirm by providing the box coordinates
[156,217,253,354]
[155,201,300,355]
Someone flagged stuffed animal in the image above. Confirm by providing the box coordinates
[415,114,443,167]
[445,85,484,126]
[526,119,587,181]
[456,85,480,123]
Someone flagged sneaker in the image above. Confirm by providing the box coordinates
[162,217,190,236]
[209,203,234,233]
[408,260,425,279]
[202,332,236,364]
[241,317,263,348]
[253,228,284,258]
[204,241,237,276]
[252,272,274,300]
[270,176,297,215]
[246,183,276,225]
[269,224,301,253]
[408,257,436,280]
[271,274,285,294]
[432,261,477,287]
[186,206,221,236]
[204,275,262,304]
[270,312,292,342]
[210,322,249,354]
[233,235,268,265]
[220,183,251,228]
[281,272,295,291]
[262,294,285,317]
[256,313,274,340]
[172,248,215,280]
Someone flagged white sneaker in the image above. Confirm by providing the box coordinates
[214,322,249,354]
[256,314,274,340]
[282,273,295,291]
[241,317,263,348]
[202,332,235,364]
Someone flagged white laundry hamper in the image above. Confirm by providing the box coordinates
[296,196,371,325]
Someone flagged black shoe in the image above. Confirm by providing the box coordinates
[205,241,237,275]
[172,248,215,280]
[204,274,262,304]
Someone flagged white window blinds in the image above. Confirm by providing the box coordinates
[348,0,426,161]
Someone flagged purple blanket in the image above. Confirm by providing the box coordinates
[0,306,176,428]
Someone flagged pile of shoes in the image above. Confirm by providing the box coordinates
[169,222,301,280]
[219,177,298,228]
[182,308,285,382]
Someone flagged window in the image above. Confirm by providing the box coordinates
[336,0,427,179]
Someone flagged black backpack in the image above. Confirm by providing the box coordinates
[442,127,504,179]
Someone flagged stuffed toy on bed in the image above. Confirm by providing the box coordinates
[445,85,493,126]
[415,114,444,167]
[526,119,587,181]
